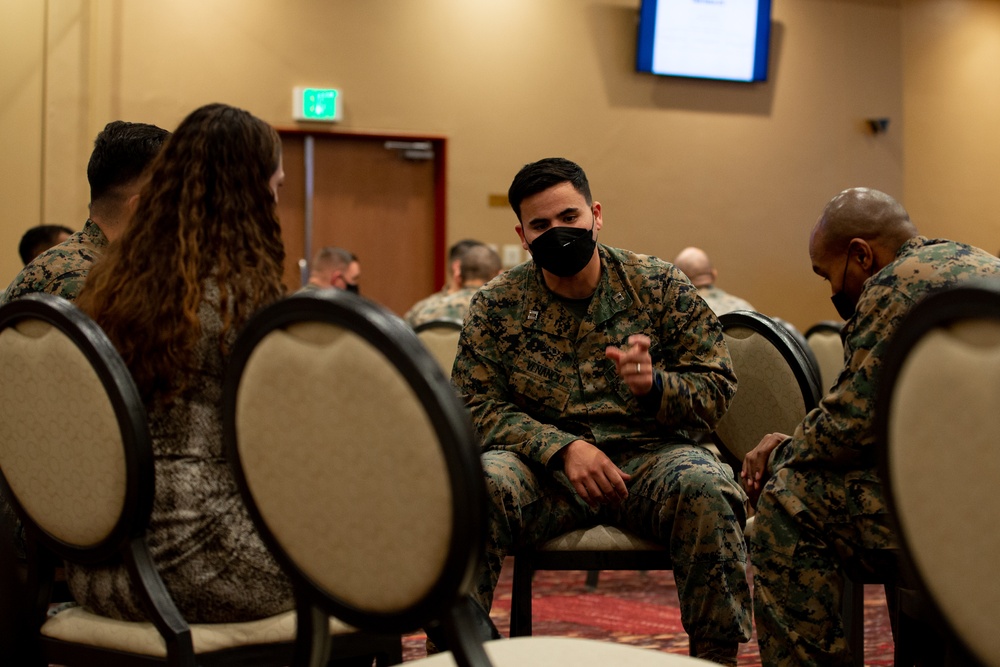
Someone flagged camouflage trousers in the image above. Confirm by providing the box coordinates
[474,444,752,644]
[749,466,897,666]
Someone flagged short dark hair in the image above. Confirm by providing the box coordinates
[87,121,170,203]
[460,244,501,283]
[448,239,484,262]
[18,224,74,264]
[507,157,592,221]
[314,246,357,270]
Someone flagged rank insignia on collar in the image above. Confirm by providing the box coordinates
[613,292,625,302]
[527,310,539,320]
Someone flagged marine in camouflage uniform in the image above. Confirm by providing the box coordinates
[452,242,753,653]
[697,285,755,317]
[407,244,501,328]
[0,219,107,307]
[405,285,478,327]
[747,188,1000,666]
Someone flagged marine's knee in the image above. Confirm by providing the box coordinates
[748,487,795,560]
[672,459,745,517]
[481,450,541,515]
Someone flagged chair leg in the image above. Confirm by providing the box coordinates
[584,570,599,591]
[840,577,864,667]
[510,557,533,637]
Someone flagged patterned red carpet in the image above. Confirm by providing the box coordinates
[402,558,895,665]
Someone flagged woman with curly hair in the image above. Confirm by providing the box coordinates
[69,103,292,622]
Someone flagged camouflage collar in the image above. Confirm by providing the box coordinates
[82,218,110,249]
[520,244,634,340]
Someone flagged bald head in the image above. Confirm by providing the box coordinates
[810,188,918,262]
[673,247,716,288]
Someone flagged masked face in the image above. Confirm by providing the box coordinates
[334,260,361,294]
[829,251,876,320]
[830,255,856,320]
[527,221,597,278]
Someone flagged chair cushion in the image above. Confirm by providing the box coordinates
[889,320,1000,664]
[235,322,452,613]
[416,327,462,375]
[537,525,664,552]
[41,607,355,656]
[716,325,807,460]
[414,636,712,665]
[0,320,126,546]
[806,330,844,392]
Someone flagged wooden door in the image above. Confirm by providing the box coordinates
[276,130,445,316]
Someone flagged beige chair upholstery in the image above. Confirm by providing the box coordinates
[713,311,822,470]
[414,318,464,376]
[0,293,396,667]
[805,320,845,393]
[877,283,1000,666]
[224,289,718,667]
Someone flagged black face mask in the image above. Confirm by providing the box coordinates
[830,254,874,320]
[344,282,359,295]
[830,255,855,320]
[528,221,596,278]
[830,290,855,321]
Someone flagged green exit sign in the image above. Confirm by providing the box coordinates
[293,87,340,122]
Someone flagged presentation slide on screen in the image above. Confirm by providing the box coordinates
[652,0,760,81]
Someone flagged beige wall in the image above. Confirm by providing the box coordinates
[902,0,1000,255]
[1,0,993,330]
[1,0,45,271]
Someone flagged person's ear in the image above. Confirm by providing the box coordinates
[515,224,528,251]
[849,238,874,271]
[125,192,141,215]
[592,202,603,234]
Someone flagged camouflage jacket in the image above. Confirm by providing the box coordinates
[403,286,447,325]
[774,236,1000,476]
[698,285,755,316]
[405,286,480,328]
[0,219,107,305]
[452,244,737,466]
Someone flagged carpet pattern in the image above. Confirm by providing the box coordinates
[401,558,895,665]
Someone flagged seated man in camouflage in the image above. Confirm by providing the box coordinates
[0,119,168,660]
[451,157,751,665]
[407,238,487,313]
[1,121,169,306]
[742,187,1000,666]
[304,246,361,293]
[405,243,501,328]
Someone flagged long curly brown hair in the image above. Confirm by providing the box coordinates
[79,103,286,400]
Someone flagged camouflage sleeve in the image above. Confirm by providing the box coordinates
[653,280,738,431]
[773,282,912,471]
[0,267,88,306]
[451,290,577,467]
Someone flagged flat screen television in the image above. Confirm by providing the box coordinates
[636,0,772,83]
